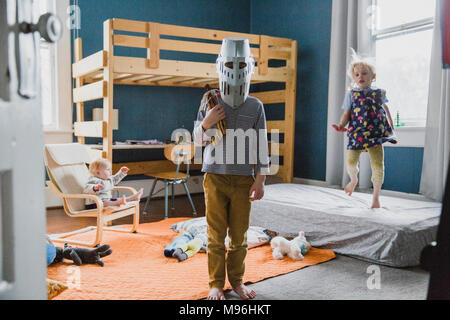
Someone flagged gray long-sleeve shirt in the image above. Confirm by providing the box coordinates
[193,93,270,176]
[83,170,127,205]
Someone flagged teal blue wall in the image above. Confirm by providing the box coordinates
[72,0,425,194]
[384,147,424,194]
[250,0,332,181]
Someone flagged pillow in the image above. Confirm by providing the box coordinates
[171,217,207,238]
[170,217,278,251]
[47,279,68,300]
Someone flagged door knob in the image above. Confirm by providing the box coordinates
[1,1,63,101]
[13,4,63,99]
[19,12,62,43]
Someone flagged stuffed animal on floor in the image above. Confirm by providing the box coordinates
[52,243,113,267]
[270,231,311,261]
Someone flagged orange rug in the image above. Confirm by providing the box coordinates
[47,218,335,300]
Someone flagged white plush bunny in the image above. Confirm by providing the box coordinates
[270,231,311,261]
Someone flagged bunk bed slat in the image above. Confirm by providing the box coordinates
[74,121,107,138]
[262,35,292,48]
[268,142,284,156]
[114,73,134,80]
[114,56,289,82]
[72,50,107,78]
[125,74,155,82]
[112,18,261,44]
[103,19,115,163]
[90,70,104,80]
[114,56,217,78]
[266,120,286,133]
[74,38,85,144]
[112,18,150,33]
[113,34,147,48]
[139,75,173,83]
[113,34,261,59]
[158,23,261,44]
[251,90,286,104]
[157,76,189,86]
[267,48,291,60]
[73,80,107,103]
[283,40,298,183]
[259,35,269,75]
[170,76,197,84]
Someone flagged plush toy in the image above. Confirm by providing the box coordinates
[52,243,113,267]
[270,231,311,261]
[46,236,57,266]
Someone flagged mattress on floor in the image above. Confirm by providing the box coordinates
[249,183,441,267]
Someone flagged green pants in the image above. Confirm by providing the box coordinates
[203,173,254,289]
[346,144,385,185]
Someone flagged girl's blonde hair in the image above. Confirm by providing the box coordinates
[347,48,376,87]
[88,158,111,176]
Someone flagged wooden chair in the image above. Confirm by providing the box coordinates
[44,143,140,247]
[143,143,197,219]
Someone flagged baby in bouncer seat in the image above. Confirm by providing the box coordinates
[83,158,143,209]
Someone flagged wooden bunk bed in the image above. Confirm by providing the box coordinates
[72,18,297,183]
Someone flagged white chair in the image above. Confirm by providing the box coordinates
[44,143,140,247]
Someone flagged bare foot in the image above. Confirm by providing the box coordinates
[207,287,225,300]
[105,195,126,207]
[344,179,358,196]
[119,195,127,206]
[129,188,144,201]
[233,284,256,300]
[371,199,381,209]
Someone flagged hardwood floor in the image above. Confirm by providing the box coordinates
[46,194,206,234]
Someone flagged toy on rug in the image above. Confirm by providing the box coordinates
[51,243,113,267]
[170,217,279,252]
[270,231,311,261]
[164,232,203,262]
[46,236,57,266]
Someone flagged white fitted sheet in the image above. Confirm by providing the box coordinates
[250,184,441,267]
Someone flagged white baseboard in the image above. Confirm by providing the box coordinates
[45,176,205,208]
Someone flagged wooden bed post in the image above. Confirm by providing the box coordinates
[103,19,114,162]
[74,38,85,144]
[258,35,269,76]
[284,40,298,183]
[147,22,160,69]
